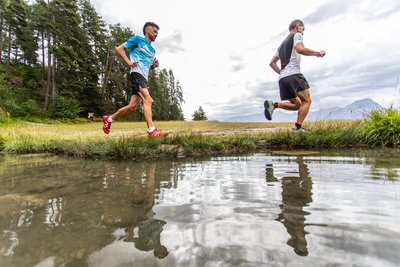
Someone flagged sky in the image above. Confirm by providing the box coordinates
[90,0,400,121]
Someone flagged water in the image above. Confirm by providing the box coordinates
[0,149,399,267]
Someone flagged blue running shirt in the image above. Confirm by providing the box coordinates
[123,36,155,80]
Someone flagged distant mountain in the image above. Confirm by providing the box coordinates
[222,98,383,122]
[307,98,382,121]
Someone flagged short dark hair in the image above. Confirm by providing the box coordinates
[289,19,304,31]
[143,22,159,35]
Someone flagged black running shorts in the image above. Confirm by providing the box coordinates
[278,74,310,100]
[130,72,148,95]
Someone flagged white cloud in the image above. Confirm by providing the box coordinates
[155,31,185,54]
[90,0,400,121]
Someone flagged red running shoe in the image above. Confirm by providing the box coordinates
[102,115,112,134]
[147,128,169,137]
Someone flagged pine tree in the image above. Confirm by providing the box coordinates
[104,24,134,113]
[17,1,37,65]
[147,68,185,121]
[77,0,107,115]
[172,80,185,120]
[31,0,54,80]
[192,106,207,121]
[3,0,36,65]
[167,69,184,120]
[1,0,24,72]
[0,1,7,63]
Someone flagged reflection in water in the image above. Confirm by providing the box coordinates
[0,151,400,267]
[0,156,176,266]
[123,163,169,259]
[267,156,313,256]
[45,197,65,227]
[1,231,18,257]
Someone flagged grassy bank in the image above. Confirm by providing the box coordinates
[0,112,399,160]
[0,120,360,159]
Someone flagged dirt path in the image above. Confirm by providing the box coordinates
[196,127,289,136]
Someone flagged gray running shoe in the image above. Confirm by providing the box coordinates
[292,127,307,133]
[264,100,275,120]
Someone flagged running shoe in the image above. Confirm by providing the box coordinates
[291,127,307,133]
[147,128,169,137]
[102,115,112,134]
[264,100,275,121]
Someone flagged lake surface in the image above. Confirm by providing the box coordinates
[0,149,399,267]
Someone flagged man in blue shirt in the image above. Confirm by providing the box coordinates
[102,22,168,137]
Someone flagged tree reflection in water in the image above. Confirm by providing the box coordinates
[0,157,175,266]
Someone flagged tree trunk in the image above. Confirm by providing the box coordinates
[41,32,45,79]
[101,42,110,94]
[102,42,113,96]
[51,14,56,99]
[0,17,3,62]
[6,25,11,74]
[44,33,51,111]
[51,48,56,98]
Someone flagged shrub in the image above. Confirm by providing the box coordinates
[49,96,82,119]
[0,73,43,117]
[363,107,400,147]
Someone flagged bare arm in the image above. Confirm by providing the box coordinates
[115,44,138,68]
[295,43,325,57]
[269,55,281,74]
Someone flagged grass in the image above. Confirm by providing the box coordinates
[363,107,400,147]
[0,120,283,159]
[0,120,289,140]
[0,115,398,160]
[267,120,365,148]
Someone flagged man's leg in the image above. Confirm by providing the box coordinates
[138,87,168,137]
[264,98,301,120]
[102,95,141,134]
[111,95,142,120]
[137,87,154,129]
[276,97,302,111]
[295,89,311,125]
[265,76,303,120]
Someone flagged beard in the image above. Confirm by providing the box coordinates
[149,35,157,42]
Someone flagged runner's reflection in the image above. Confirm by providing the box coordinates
[267,156,313,256]
[123,163,169,259]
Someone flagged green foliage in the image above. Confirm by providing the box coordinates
[148,69,185,121]
[10,64,42,90]
[363,107,400,147]
[49,96,82,119]
[192,106,207,121]
[0,110,12,124]
[18,99,41,116]
[2,134,58,154]
[1,0,37,64]
[0,0,185,120]
[0,74,42,117]
[103,24,134,109]
[0,134,6,151]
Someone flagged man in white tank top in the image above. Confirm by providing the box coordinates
[265,19,326,132]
